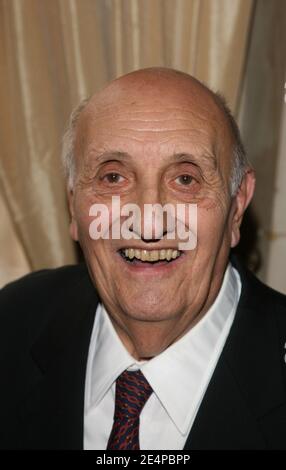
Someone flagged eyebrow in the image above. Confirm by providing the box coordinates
[88,150,217,169]
[169,152,217,169]
[87,151,132,164]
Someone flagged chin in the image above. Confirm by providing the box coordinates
[119,294,181,322]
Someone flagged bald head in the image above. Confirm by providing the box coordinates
[88,67,216,105]
[83,68,229,129]
[62,67,248,195]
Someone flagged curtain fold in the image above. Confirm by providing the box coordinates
[0,0,259,287]
[0,189,30,285]
[238,0,286,289]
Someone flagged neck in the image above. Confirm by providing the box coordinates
[109,297,215,360]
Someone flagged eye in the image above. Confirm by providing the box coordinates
[102,172,125,184]
[175,174,194,185]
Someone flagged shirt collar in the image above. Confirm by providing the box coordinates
[85,264,241,435]
[85,301,146,412]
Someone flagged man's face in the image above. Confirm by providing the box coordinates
[69,76,249,356]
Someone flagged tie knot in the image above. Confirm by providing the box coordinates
[114,369,153,420]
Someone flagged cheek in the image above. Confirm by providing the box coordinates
[73,195,115,269]
[74,192,92,224]
[196,199,229,247]
[74,192,114,239]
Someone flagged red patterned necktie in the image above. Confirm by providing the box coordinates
[106,369,153,450]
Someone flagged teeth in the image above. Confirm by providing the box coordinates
[134,249,141,260]
[150,250,159,261]
[172,249,178,259]
[166,249,172,261]
[122,248,182,262]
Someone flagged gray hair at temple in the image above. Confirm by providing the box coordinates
[61,91,249,197]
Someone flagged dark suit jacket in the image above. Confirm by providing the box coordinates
[0,259,286,450]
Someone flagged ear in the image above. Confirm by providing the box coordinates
[230,169,256,248]
[67,187,79,241]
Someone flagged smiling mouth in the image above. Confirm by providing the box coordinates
[118,248,183,264]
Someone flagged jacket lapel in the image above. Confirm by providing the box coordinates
[19,267,98,449]
[184,354,266,449]
[184,259,286,449]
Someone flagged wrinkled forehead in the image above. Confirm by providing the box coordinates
[76,75,234,171]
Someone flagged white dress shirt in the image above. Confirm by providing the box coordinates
[84,264,241,450]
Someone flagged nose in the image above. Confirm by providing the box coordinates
[139,231,168,243]
[131,187,171,241]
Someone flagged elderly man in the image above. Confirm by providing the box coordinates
[0,68,285,450]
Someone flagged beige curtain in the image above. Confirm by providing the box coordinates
[0,190,30,285]
[2,0,275,288]
[238,0,286,291]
